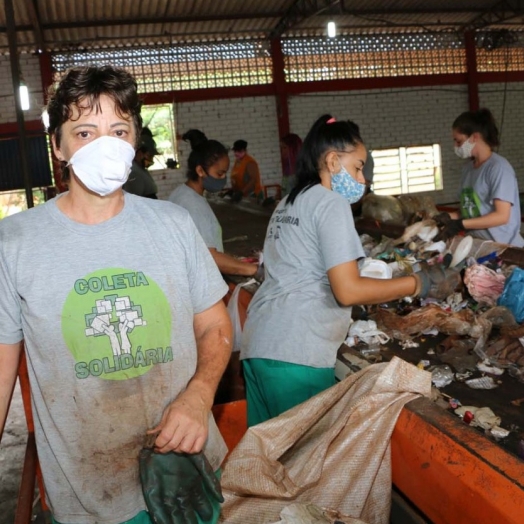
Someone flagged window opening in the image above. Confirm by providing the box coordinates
[371,144,442,196]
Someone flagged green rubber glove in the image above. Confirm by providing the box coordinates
[139,449,223,524]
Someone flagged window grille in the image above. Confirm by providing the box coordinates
[476,31,524,72]
[52,41,273,93]
[282,33,466,82]
[371,144,442,196]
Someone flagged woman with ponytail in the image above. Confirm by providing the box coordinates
[439,108,524,246]
[169,129,260,277]
[240,114,431,426]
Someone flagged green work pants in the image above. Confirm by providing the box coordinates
[242,358,336,427]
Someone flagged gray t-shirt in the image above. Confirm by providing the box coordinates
[169,184,223,252]
[0,194,228,524]
[459,152,524,247]
[241,184,365,368]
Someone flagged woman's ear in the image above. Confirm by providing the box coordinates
[324,151,340,174]
[51,135,65,162]
[195,165,207,179]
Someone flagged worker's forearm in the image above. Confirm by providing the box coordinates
[189,307,232,409]
[0,342,22,441]
[338,275,418,307]
[210,250,257,277]
[463,212,508,230]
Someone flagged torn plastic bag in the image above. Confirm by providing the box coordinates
[497,267,524,323]
[227,279,256,352]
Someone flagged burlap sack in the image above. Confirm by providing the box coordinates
[220,357,431,524]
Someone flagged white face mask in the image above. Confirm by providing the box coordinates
[67,136,135,196]
[454,138,475,159]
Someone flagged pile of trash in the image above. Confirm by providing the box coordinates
[348,217,524,453]
[356,222,523,377]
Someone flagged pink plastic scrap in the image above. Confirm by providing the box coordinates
[463,263,506,306]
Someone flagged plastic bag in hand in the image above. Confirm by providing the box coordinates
[139,449,223,524]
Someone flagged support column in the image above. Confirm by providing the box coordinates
[465,30,479,111]
[270,38,290,141]
[5,0,34,208]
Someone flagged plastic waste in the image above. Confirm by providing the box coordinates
[497,267,524,322]
[346,320,390,347]
[359,258,393,279]
[227,278,256,352]
[431,365,454,388]
[465,376,498,389]
[449,235,473,268]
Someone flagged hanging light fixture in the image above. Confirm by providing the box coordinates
[327,21,336,38]
[19,80,30,111]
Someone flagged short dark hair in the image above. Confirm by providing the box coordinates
[232,139,248,151]
[47,65,143,147]
[45,65,142,182]
[288,114,363,204]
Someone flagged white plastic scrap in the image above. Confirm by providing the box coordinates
[345,320,390,347]
[490,426,510,439]
[400,339,420,349]
[477,360,504,376]
[455,371,473,382]
[465,376,498,389]
[269,503,359,524]
[431,365,454,388]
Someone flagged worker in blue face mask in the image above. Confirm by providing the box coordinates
[169,129,262,279]
[436,108,524,247]
[240,114,435,427]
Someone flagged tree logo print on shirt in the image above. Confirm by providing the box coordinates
[460,187,482,218]
[62,268,173,381]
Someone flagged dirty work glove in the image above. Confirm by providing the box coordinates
[139,449,223,524]
[434,213,465,241]
[415,264,462,300]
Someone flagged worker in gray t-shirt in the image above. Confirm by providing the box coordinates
[0,67,231,524]
[440,108,524,247]
[170,129,262,278]
[240,114,429,427]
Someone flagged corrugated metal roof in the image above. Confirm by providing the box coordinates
[1,1,524,53]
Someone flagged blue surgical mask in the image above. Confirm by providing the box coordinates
[331,162,366,204]
[203,174,227,193]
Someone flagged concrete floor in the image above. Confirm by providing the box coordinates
[0,198,272,523]
[0,380,28,524]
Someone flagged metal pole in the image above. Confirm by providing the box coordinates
[5,0,34,208]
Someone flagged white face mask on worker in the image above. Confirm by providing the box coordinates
[67,136,135,196]
[454,138,475,159]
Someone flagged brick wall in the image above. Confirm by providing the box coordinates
[0,54,44,124]
[479,82,524,180]
[288,86,470,205]
[170,96,282,198]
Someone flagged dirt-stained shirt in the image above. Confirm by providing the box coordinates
[0,194,228,524]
